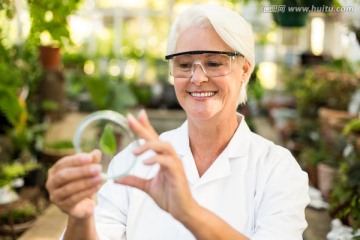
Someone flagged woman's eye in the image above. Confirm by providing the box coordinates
[206,62,222,68]
[178,63,192,69]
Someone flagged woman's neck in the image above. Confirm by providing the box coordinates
[187,113,240,177]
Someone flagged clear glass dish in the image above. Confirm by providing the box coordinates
[73,110,139,180]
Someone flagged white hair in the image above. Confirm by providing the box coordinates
[166,4,255,105]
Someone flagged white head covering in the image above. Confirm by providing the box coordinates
[166,4,256,104]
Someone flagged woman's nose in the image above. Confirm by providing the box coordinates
[190,61,209,85]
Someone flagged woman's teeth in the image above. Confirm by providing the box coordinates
[190,92,215,98]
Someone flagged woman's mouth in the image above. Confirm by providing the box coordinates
[189,91,216,98]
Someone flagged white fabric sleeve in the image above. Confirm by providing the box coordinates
[251,147,310,240]
[94,146,134,240]
[94,181,129,240]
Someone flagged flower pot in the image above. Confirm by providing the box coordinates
[39,46,61,70]
[0,217,36,236]
[272,11,309,27]
[37,69,66,121]
[306,165,319,188]
[318,107,355,150]
[39,147,74,164]
[317,163,337,200]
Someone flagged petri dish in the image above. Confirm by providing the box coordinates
[73,110,139,180]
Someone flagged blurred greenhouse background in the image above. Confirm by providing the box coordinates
[1,0,360,239]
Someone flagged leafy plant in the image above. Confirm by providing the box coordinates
[0,161,40,188]
[329,146,360,230]
[99,124,117,155]
[343,119,360,136]
[0,85,24,129]
[82,74,138,113]
[284,61,358,119]
[329,132,360,227]
[45,140,74,151]
[299,144,327,167]
[0,200,37,225]
[0,162,26,187]
[27,0,82,47]
[0,33,31,133]
[248,66,265,103]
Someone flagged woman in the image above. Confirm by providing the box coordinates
[46,4,309,240]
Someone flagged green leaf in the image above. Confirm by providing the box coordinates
[99,124,116,155]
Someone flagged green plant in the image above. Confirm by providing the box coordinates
[44,140,74,151]
[343,118,360,136]
[0,162,26,187]
[0,161,42,188]
[329,143,360,230]
[284,61,358,119]
[0,35,33,134]
[0,201,37,225]
[99,124,117,155]
[27,0,82,47]
[248,66,265,103]
[299,144,327,167]
[82,74,138,113]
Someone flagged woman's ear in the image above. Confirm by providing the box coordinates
[242,59,251,82]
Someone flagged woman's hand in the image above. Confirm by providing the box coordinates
[115,110,195,221]
[45,150,103,220]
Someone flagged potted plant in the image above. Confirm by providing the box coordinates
[0,200,38,237]
[329,142,360,230]
[343,118,360,150]
[271,0,309,27]
[26,0,83,121]
[28,0,82,66]
[39,139,75,163]
[0,163,24,204]
[299,139,327,188]
[317,134,347,200]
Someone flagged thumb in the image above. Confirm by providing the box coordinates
[91,149,102,163]
[115,175,148,193]
[137,109,158,138]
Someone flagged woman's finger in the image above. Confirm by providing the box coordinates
[58,186,100,209]
[137,109,158,138]
[127,112,158,141]
[115,175,149,193]
[133,140,174,156]
[91,149,102,163]
[52,149,102,172]
[51,175,103,202]
[48,163,102,189]
[142,155,175,171]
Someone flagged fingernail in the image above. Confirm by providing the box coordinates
[92,149,102,159]
[90,164,102,173]
[138,109,146,118]
[127,113,136,122]
[80,154,91,162]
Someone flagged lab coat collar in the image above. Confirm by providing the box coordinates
[170,113,252,186]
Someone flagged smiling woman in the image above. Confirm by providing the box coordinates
[46,4,309,240]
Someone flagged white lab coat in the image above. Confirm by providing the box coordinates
[94,114,310,240]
